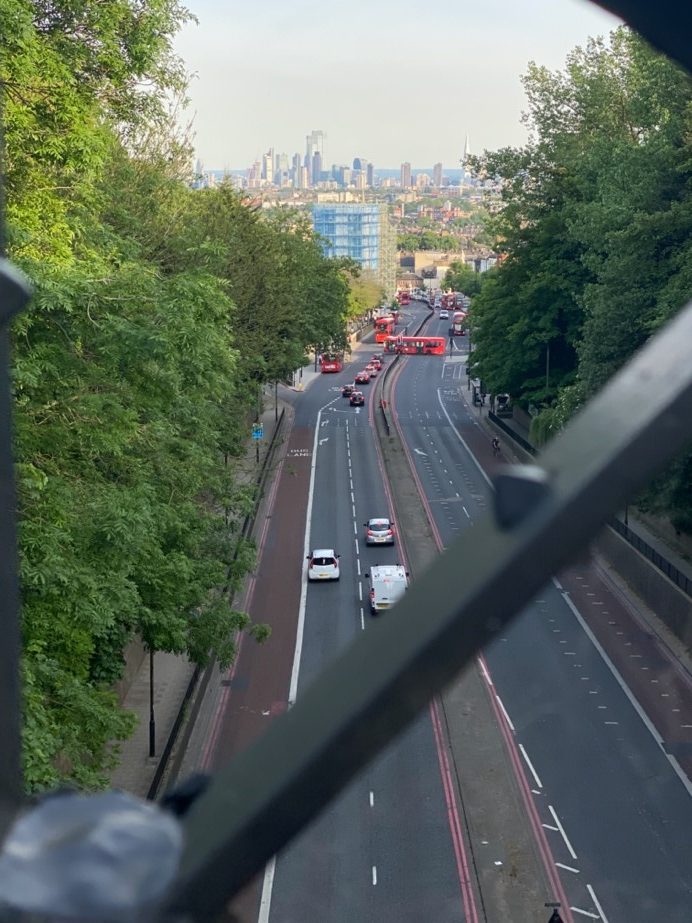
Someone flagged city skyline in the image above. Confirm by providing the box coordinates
[174,0,622,169]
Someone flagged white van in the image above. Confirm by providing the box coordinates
[365,564,409,614]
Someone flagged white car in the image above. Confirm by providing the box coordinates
[439,309,449,320]
[306,548,341,581]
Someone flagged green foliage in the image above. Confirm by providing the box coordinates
[5,0,349,790]
[469,25,692,528]
[397,231,459,251]
[444,261,484,296]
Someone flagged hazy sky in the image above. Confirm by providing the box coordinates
[174,0,622,170]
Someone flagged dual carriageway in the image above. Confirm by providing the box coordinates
[178,300,692,922]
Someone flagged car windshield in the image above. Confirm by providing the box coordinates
[369,520,390,529]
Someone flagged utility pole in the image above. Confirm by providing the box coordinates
[149,648,156,758]
[546,340,551,392]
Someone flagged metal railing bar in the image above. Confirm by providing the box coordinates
[163,302,692,921]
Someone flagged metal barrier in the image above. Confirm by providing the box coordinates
[489,411,537,456]
[490,412,692,600]
[609,517,692,598]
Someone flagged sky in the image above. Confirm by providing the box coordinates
[173,0,623,171]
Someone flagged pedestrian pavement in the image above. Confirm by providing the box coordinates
[108,385,291,798]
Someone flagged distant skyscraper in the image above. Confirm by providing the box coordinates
[433,162,443,187]
[400,162,412,188]
[306,130,325,166]
[311,150,322,186]
[460,134,471,186]
[261,148,274,181]
[366,162,375,187]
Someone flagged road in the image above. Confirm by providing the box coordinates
[389,309,692,921]
[176,302,692,922]
[267,303,478,922]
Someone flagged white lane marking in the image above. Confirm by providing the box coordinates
[354,537,359,555]
[548,804,577,859]
[353,521,358,535]
[356,558,361,576]
[414,448,428,456]
[372,865,377,886]
[556,862,580,874]
[257,856,276,923]
[560,590,692,798]
[358,582,362,601]
[369,790,374,807]
[352,503,356,517]
[542,824,559,831]
[587,884,610,923]
[519,744,543,788]
[437,388,491,487]
[478,659,493,686]
[496,695,515,732]
[553,577,563,590]
[350,491,355,503]
[463,506,470,518]
[570,908,599,919]
[289,399,329,706]
[360,608,365,630]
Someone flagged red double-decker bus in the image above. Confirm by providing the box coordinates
[383,336,446,356]
[397,291,411,306]
[374,315,397,342]
[449,311,467,336]
[320,352,344,373]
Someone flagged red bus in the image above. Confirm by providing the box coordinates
[449,311,467,336]
[374,315,396,342]
[397,291,411,306]
[383,336,446,356]
[321,353,344,373]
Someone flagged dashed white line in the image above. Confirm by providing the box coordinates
[555,862,580,874]
[463,506,470,518]
[519,744,543,789]
[587,884,610,923]
[353,521,358,535]
[356,558,361,576]
[358,582,362,601]
[369,790,374,807]
[372,865,377,886]
[548,804,577,859]
[478,659,493,686]
[360,608,365,630]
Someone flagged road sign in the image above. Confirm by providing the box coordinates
[252,424,263,440]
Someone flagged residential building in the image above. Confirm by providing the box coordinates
[312,203,396,296]
[400,162,412,188]
[366,162,375,186]
[433,162,443,187]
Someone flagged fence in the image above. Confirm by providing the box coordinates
[609,516,692,599]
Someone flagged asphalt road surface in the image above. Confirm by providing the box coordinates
[389,310,692,922]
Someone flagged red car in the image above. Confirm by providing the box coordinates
[350,390,365,407]
[370,358,382,370]
[355,370,370,385]
[366,364,378,378]
[341,383,356,397]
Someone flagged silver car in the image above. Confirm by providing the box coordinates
[364,518,395,545]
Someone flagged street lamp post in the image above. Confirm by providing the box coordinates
[148,648,156,758]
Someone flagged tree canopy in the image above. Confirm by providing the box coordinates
[468,25,692,524]
[3,0,351,789]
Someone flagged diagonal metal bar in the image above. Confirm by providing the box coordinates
[595,1,692,73]
[164,299,692,921]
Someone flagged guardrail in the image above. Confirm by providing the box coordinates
[488,411,537,456]
[609,516,692,599]
[489,413,692,600]
[147,406,287,800]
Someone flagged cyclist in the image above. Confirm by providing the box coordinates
[491,436,500,457]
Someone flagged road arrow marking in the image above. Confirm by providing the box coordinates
[413,448,428,456]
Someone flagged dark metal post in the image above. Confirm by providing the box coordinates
[275,380,278,421]
[0,109,31,842]
[149,648,156,758]
[546,340,551,393]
